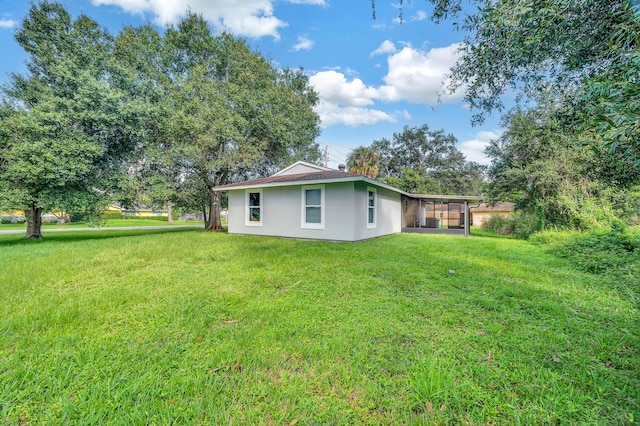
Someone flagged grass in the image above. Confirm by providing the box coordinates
[0,219,204,231]
[0,230,638,424]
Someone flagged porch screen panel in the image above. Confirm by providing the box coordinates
[448,203,463,229]
[402,196,419,228]
[424,202,436,228]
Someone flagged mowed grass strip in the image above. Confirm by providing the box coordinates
[0,230,638,424]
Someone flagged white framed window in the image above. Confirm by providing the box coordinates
[367,186,377,229]
[301,184,325,229]
[245,189,262,226]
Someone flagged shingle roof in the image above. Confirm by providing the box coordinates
[215,170,361,190]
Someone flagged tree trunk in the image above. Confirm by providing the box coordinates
[25,204,43,240]
[167,201,173,224]
[205,189,223,231]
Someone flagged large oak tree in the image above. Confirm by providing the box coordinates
[0,2,146,239]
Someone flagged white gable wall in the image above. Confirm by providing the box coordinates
[273,162,330,176]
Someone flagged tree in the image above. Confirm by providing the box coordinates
[346,146,381,179]
[374,1,640,164]
[117,14,320,231]
[372,124,485,195]
[0,2,144,239]
[485,102,640,229]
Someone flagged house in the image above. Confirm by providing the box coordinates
[215,161,483,241]
[469,202,515,226]
[106,203,167,217]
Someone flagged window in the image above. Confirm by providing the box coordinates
[245,189,262,226]
[367,186,377,229]
[301,184,324,229]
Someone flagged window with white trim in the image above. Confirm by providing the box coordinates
[245,189,262,226]
[367,186,377,228]
[301,185,325,229]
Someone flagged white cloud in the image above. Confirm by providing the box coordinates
[379,42,463,104]
[414,10,428,21]
[459,130,501,164]
[392,10,427,24]
[309,70,380,108]
[370,40,396,57]
[314,102,396,127]
[91,0,322,39]
[292,35,314,51]
[308,42,466,127]
[0,19,17,28]
[309,70,395,127]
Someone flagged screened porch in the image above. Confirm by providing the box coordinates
[401,195,482,237]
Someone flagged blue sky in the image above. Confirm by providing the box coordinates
[0,0,503,168]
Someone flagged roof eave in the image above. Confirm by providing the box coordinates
[217,175,413,195]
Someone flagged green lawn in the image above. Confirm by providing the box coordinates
[0,219,204,231]
[1,230,638,424]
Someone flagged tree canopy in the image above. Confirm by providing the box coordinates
[1,2,321,237]
[352,124,485,195]
[0,2,146,238]
[376,0,640,164]
[116,14,320,230]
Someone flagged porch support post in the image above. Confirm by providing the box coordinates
[464,200,469,237]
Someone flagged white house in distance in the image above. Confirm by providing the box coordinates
[215,161,483,242]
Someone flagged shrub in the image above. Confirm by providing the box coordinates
[1,218,12,224]
[537,226,640,288]
[481,212,542,239]
[481,214,515,236]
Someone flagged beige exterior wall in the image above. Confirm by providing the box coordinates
[471,211,511,226]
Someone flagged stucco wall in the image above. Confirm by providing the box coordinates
[352,181,401,241]
[228,182,356,241]
[470,211,511,226]
[227,181,402,241]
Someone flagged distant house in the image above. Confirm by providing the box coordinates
[469,202,515,226]
[215,161,483,241]
[106,203,167,217]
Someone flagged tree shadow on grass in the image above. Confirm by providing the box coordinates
[0,227,206,247]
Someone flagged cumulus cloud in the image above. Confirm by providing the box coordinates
[308,42,465,127]
[459,130,501,164]
[90,0,321,39]
[378,43,464,104]
[309,71,380,108]
[0,19,17,28]
[292,35,314,51]
[370,40,396,57]
[314,102,396,127]
[309,70,395,127]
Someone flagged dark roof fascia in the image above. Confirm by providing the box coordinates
[407,194,484,202]
[216,174,410,196]
[215,172,483,202]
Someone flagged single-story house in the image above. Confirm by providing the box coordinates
[106,203,168,217]
[469,202,515,226]
[215,161,483,242]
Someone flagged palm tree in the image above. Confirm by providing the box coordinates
[346,146,381,179]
